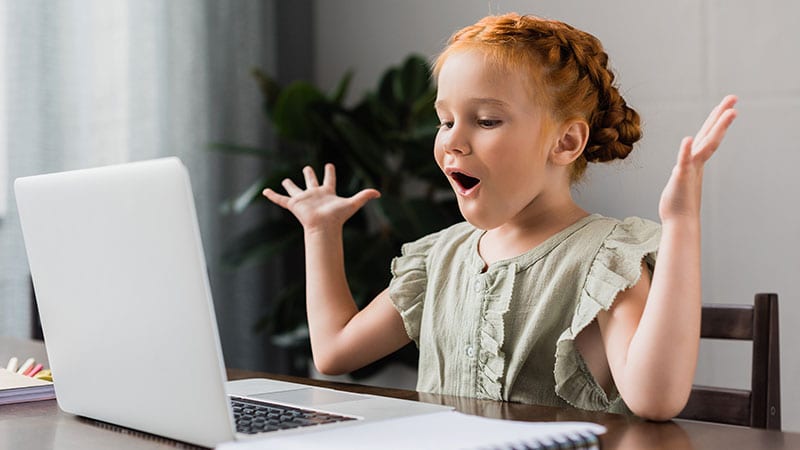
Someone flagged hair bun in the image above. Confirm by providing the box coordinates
[585,94,641,162]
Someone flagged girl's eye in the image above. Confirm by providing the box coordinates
[477,119,501,128]
[437,121,454,129]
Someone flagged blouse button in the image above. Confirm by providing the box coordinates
[473,279,484,293]
[466,346,475,358]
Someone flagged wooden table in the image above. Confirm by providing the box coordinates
[2,336,798,449]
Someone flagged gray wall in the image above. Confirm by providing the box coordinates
[313,0,800,431]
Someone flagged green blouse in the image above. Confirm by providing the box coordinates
[388,214,660,413]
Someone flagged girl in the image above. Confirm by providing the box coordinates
[263,13,737,420]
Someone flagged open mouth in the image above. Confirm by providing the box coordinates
[451,171,480,191]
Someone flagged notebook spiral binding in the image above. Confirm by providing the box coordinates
[477,429,600,450]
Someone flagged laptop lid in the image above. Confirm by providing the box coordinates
[15,158,236,446]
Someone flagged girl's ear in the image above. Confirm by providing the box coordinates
[551,120,589,166]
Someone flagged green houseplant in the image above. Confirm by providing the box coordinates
[218,55,460,378]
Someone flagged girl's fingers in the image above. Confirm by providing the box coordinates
[693,109,738,162]
[266,164,347,210]
[322,163,336,189]
[696,95,738,142]
[281,178,303,196]
[262,188,290,209]
[677,136,694,166]
[695,104,721,143]
[706,109,737,145]
[303,166,319,188]
[349,189,381,209]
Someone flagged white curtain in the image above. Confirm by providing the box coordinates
[1,0,280,369]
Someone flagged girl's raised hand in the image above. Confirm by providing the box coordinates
[263,164,380,233]
[658,95,738,223]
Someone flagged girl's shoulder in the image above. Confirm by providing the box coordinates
[589,215,661,260]
[605,215,661,239]
[506,214,660,272]
[578,214,660,236]
[566,214,661,251]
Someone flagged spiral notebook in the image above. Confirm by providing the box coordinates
[217,410,605,450]
[0,368,55,405]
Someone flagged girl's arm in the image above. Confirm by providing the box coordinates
[597,96,739,420]
[264,164,411,375]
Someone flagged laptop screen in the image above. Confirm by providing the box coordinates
[16,158,237,446]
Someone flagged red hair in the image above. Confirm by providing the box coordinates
[434,13,642,182]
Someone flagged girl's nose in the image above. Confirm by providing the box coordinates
[440,126,471,156]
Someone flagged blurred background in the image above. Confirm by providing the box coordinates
[1,0,797,432]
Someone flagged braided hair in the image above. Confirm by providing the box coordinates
[434,13,642,182]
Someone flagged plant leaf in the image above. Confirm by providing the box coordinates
[376,195,458,242]
[221,219,303,267]
[329,113,385,184]
[399,55,431,102]
[331,70,353,104]
[252,68,282,115]
[410,89,437,123]
[377,67,399,110]
[272,81,328,141]
[220,175,270,215]
[253,282,305,334]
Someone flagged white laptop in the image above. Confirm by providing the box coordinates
[14,157,449,448]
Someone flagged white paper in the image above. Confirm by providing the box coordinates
[0,368,56,405]
[217,410,605,450]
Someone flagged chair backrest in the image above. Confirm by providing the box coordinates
[678,293,781,430]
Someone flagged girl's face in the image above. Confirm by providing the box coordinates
[434,49,563,231]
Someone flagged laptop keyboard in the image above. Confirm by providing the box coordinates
[230,396,358,434]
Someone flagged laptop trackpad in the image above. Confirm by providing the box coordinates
[252,388,368,407]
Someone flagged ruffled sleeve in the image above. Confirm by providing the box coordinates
[388,231,442,345]
[554,217,661,411]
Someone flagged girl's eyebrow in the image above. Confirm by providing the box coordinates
[435,97,509,110]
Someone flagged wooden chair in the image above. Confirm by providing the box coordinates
[678,293,781,429]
